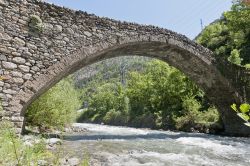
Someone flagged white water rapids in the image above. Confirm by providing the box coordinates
[62,123,250,166]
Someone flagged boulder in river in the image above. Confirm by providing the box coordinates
[46,138,62,145]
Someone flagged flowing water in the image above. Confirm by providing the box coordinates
[62,123,250,166]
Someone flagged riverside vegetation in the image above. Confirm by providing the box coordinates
[26,57,221,133]
[196,0,250,66]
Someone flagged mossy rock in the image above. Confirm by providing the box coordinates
[29,15,43,34]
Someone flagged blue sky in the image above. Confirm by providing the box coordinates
[46,0,232,39]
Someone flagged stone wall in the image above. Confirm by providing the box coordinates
[0,0,250,135]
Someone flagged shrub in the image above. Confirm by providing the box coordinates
[25,78,81,132]
[228,49,242,65]
[0,121,52,165]
[103,109,128,126]
[29,15,43,33]
[197,107,219,124]
[78,83,131,125]
[130,112,156,128]
[174,99,219,131]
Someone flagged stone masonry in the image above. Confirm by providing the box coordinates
[0,0,250,136]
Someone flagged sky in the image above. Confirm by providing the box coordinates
[46,0,232,39]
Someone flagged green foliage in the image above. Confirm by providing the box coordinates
[175,101,219,130]
[228,49,242,65]
[196,22,229,52]
[78,59,219,131]
[244,64,250,68]
[174,99,200,130]
[77,83,130,125]
[240,103,250,113]
[126,60,208,129]
[25,77,81,131]
[103,109,126,126]
[74,56,150,89]
[224,1,250,33]
[29,15,43,34]
[0,121,52,165]
[231,103,250,126]
[81,153,90,166]
[197,0,250,66]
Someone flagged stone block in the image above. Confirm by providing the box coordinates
[2,61,17,69]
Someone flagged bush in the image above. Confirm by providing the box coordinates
[174,99,219,131]
[78,83,130,125]
[29,15,43,33]
[25,78,81,132]
[129,112,156,128]
[228,49,242,65]
[197,107,219,124]
[103,109,128,126]
[174,99,201,130]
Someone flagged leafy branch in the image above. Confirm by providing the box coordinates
[231,103,250,127]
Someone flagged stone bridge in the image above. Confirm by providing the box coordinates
[1,0,250,136]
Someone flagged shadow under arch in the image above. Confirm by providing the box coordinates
[14,36,249,136]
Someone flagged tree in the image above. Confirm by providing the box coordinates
[25,77,81,131]
[197,0,250,65]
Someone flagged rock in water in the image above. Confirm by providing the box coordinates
[46,138,62,145]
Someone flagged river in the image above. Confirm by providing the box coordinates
[62,123,250,166]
